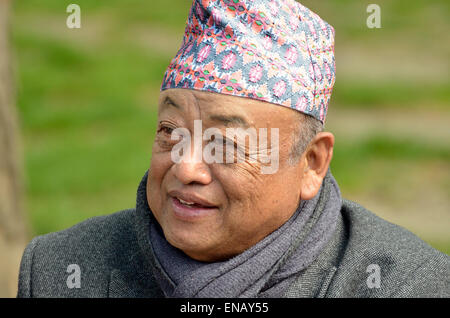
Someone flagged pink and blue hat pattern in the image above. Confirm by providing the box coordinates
[161,0,336,123]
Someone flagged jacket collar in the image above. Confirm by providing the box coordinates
[108,170,165,298]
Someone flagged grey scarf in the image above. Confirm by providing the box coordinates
[135,169,342,298]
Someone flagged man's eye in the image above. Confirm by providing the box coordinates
[157,126,174,136]
[212,137,234,150]
[210,137,247,164]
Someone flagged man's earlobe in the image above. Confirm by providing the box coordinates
[300,169,322,200]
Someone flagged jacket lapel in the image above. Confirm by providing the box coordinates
[108,269,164,298]
[283,210,346,298]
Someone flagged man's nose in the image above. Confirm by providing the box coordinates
[172,146,212,185]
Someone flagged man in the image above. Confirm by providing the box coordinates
[17,0,449,298]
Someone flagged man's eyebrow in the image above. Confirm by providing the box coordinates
[161,96,182,110]
[209,114,250,128]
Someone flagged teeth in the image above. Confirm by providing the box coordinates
[179,198,195,205]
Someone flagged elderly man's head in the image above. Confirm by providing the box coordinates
[147,89,334,261]
[147,0,336,261]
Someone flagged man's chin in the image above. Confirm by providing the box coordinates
[162,224,216,258]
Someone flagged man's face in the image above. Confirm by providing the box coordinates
[147,88,306,262]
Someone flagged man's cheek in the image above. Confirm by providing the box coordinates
[150,154,173,178]
[221,162,265,186]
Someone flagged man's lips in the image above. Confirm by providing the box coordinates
[168,189,219,220]
[168,189,217,208]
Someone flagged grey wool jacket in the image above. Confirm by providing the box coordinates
[17,173,449,298]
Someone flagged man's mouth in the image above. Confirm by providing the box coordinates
[169,190,218,220]
[177,198,206,208]
[176,197,212,209]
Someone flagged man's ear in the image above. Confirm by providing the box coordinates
[299,132,335,200]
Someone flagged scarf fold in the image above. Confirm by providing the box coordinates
[135,169,342,298]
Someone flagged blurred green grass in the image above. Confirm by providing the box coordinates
[332,136,450,191]
[11,1,450,254]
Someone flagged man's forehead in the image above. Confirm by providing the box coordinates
[159,89,253,124]
[160,88,253,109]
[159,88,297,127]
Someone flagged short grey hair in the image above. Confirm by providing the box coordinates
[288,112,324,165]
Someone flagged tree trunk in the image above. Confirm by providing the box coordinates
[0,0,29,297]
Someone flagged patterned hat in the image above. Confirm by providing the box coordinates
[161,0,335,123]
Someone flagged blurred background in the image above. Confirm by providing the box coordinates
[0,0,448,297]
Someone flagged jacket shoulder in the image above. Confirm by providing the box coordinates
[326,199,449,297]
[17,209,141,297]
